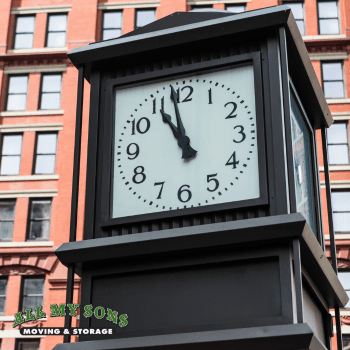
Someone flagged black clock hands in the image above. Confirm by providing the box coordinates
[159,86,197,159]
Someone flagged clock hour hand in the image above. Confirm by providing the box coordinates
[160,109,179,139]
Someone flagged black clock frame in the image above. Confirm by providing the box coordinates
[98,52,268,228]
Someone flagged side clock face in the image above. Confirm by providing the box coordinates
[112,65,260,219]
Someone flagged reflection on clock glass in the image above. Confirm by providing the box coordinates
[113,65,260,219]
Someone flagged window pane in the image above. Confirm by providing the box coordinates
[42,75,61,93]
[318,1,338,18]
[0,280,7,295]
[226,5,245,13]
[0,222,14,240]
[191,5,212,11]
[41,93,61,109]
[319,19,339,34]
[334,213,350,232]
[17,340,40,350]
[2,135,22,155]
[344,337,350,350]
[31,201,51,219]
[328,145,349,164]
[136,10,156,28]
[7,95,27,111]
[0,296,5,313]
[29,221,50,240]
[14,34,34,49]
[23,296,43,311]
[37,134,57,154]
[103,12,122,29]
[35,155,56,174]
[47,32,66,47]
[327,123,348,143]
[48,15,67,31]
[0,201,15,220]
[332,192,350,211]
[103,29,122,40]
[24,279,44,295]
[296,20,305,35]
[287,3,303,20]
[339,272,350,289]
[16,16,35,33]
[322,62,342,80]
[324,81,344,98]
[8,76,28,94]
[0,156,21,175]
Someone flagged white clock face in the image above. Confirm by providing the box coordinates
[112,65,260,219]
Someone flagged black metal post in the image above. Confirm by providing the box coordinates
[64,65,85,343]
[321,127,343,350]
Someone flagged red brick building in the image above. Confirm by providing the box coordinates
[0,0,349,349]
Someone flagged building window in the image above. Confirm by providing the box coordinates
[46,14,68,47]
[338,271,350,307]
[327,122,349,164]
[21,277,44,312]
[226,4,246,13]
[6,75,28,111]
[27,199,52,240]
[283,2,305,35]
[15,340,40,350]
[135,9,156,29]
[0,134,23,175]
[343,335,350,350]
[39,74,62,110]
[318,1,340,35]
[33,133,58,174]
[191,5,213,11]
[0,200,16,241]
[13,15,35,49]
[0,278,7,314]
[321,61,344,98]
[102,11,122,40]
[331,191,350,232]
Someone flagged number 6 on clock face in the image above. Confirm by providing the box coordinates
[112,64,260,219]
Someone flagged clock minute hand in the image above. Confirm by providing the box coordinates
[170,86,186,136]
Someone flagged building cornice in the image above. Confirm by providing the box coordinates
[309,52,348,60]
[98,1,160,10]
[4,65,67,74]
[0,189,58,198]
[0,123,63,133]
[187,0,251,4]
[0,175,59,182]
[11,5,72,15]
[7,47,68,54]
[0,110,64,117]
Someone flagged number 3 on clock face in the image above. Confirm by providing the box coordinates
[112,64,260,219]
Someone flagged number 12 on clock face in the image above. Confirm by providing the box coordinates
[113,64,260,219]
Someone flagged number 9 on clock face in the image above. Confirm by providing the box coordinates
[112,64,260,219]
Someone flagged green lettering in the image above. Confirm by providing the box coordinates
[119,314,128,327]
[35,306,46,319]
[94,306,105,319]
[50,304,66,317]
[83,305,93,318]
[106,309,118,324]
[67,304,79,316]
[13,312,25,328]
[25,309,35,321]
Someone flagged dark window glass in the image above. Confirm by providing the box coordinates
[39,74,62,110]
[226,5,246,13]
[332,192,350,232]
[318,1,340,34]
[34,133,58,174]
[0,200,16,241]
[21,278,44,312]
[13,16,35,49]
[6,75,28,111]
[27,199,52,240]
[46,14,67,47]
[102,11,122,40]
[0,134,23,175]
[135,9,156,29]
[322,62,344,98]
[327,122,349,164]
[0,278,8,314]
[284,2,305,35]
[338,271,350,307]
[343,335,350,350]
[191,5,213,11]
[16,340,40,350]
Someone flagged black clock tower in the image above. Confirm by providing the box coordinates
[54,6,348,350]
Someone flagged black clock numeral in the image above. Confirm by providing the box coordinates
[207,174,219,192]
[154,181,165,199]
[233,125,246,143]
[208,88,213,104]
[226,151,239,169]
[178,184,192,203]
[131,117,151,135]
[126,143,139,160]
[153,97,164,114]
[132,166,146,184]
[225,102,237,119]
[181,86,193,103]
